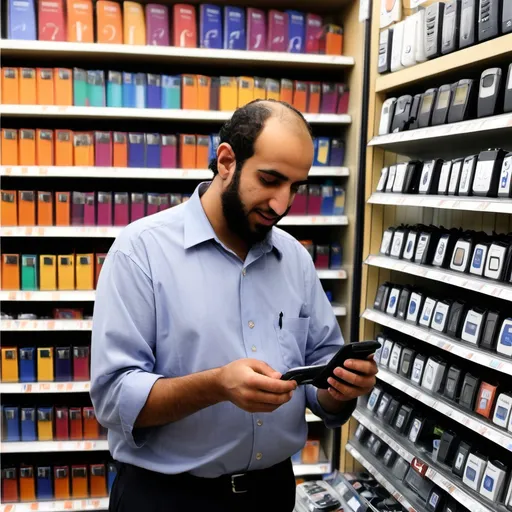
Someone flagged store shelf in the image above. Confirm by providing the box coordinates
[0,39,355,69]
[1,440,108,453]
[346,443,420,512]
[0,105,352,125]
[0,382,90,393]
[278,215,348,226]
[353,407,497,512]
[331,304,347,317]
[1,319,93,331]
[293,461,332,476]
[377,367,512,452]
[0,166,349,179]
[364,255,512,302]
[375,34,512,93]
[367,192,512,214]
[0,291,96,301]
[316,269,347,279]
[305,411,322,423]
[363,309,512,376]
[0,498,109,511]
[367,113,512,159]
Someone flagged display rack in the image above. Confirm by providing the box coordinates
[0,0,366,501]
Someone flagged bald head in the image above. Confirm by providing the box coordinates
[209,99,313,176]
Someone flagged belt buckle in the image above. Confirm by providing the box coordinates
[231,473,248,494]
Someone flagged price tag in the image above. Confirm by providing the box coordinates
[5,167,12,175]
[39,167,48,176]
[21,166,28,175]
[64,501,73,510]
[30,503,39,511]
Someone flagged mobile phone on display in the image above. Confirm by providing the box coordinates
[280,340,381,388]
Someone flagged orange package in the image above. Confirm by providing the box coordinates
[36,129,54,166]
[37,191,54,226]
[55,130,74,166]
[1,68,19,104]
[19,68,36,104]
[1,190,17,225]
[18,191,36,225]
[96,0,123,44]
[1,129,18,165]
[18,129,36,166]
[36,68,55,105]
[54,69,73,106]
[67,0,94,42]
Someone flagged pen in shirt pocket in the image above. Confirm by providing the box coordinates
[279,312,283,329]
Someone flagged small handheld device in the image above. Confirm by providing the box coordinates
[391,95,413,132]
[477,68,503,118]
[504,63,512,112]
[478,0,500,42]
[415,10,427,63]
[448,158,464,195]
[448,79,476,123]
[498,152,512,197]
[378,28,393,74]
[472,148,507,196]
[460,0,478,47]
[458,154,478,195]
[504,0,512,33]
[407,94,422,130]
[391,21,405,72]
[453,441,472,477]
[442,0,461,54]
[438,160,453,194]
[296,481,341,512]
[424,2,445,58]
[379,97,397,135]
[418,88,438,127]
[463,453,487,491]
[401,15,418,68]
[432,84,454,125]
[280,341,381,388]
[419,159,443,194]
[376,167,389,192]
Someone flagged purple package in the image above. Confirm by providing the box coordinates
[97,192,113,226]
[200,4,222,49]
[114,193,129,226]
[146,74,162,109]
[159,194,170,211]
[94,132,112,167]
[329,139,345,166]
[146,193,160,216]
[286,10,305,53]
[307,185,322,215]
[247,8,267,51]
[71,192,85,225]
[320,83,338,114]
[84,192,96,226]
[267,10,288,51]
[337,84,350,114]
[288,184,308,215]
[130,193,145,222]
[146,4,170,46]
[145,134,161,168]
[161,135,177,168]
[223,6,245,50]
[305,13,323,53]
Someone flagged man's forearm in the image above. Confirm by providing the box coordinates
[317,388,351,414]
[134,368,225,428]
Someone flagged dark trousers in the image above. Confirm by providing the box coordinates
[109,458,296,512]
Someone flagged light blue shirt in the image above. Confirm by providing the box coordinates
[90,182,354,478]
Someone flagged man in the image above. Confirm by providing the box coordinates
[91,99,378,512]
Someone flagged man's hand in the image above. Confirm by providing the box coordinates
[219,358,297,413]
[326,356,379,402]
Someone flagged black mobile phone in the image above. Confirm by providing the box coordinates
[280,341,381,389]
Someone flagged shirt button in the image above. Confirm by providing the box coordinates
[251,345,257,352]
[256,452,263,460]
[257,419,263,427]
[248,321,255,329]
[242,268,246,276]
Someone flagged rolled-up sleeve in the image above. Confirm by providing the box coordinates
[301,250,356,428]
[90,246,163,449]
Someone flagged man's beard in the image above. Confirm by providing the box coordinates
[221,170,289,245]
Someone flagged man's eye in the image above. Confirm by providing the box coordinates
[260,177,277,186]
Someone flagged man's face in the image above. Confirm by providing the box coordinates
[221,118,313,244]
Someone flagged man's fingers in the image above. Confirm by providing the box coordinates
[248,359,279,377]
[249,389,293,406]
[333,367,377,389]
[343,359,379,376]
[248,371,297,394]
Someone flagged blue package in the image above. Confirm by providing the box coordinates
[330,244,343,269]
[313,137,330,166]
[147,74,162,109]
[4,406,20,441]
[329,138,345,166]
[107,71,123,108]
[224,6,246,50]
[123,72,135,108]
[200,4,222,48]
[128,133,146,168]
[321,183,334,215]
[161,75,181,109]
[87,70,106,107]
[21,407,37,441]
[19,347,36,382]
[209,134,220,163]
[286,11,305,52]
[8,0,36,40]
[134,73,147,108]
[37,467,53,500]
[55,347,72,381]
[107,463,117,493]
[333,187,345,215]
[145,134,161,167]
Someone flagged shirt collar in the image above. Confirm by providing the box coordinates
[183,182,283,260]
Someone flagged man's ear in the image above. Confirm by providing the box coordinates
[216,142,237,181]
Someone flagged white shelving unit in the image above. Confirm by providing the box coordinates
[353,408,497,512]
[367,193,512,215]
[293,461,332,477]
[1,319,93,331]
[1,440,109,454]
[362,309,512,375]
[0,39,355,69]
[0,105,352,124]
[0,382,91,393]
[377,367,512,452]
[0,498,109,512]
[345,443,420,512]
[364,255,512,302]
[0,165,349,179]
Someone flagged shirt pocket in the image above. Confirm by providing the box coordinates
[274,316,310,370]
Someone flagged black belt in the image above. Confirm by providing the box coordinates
[117,457,292,495]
